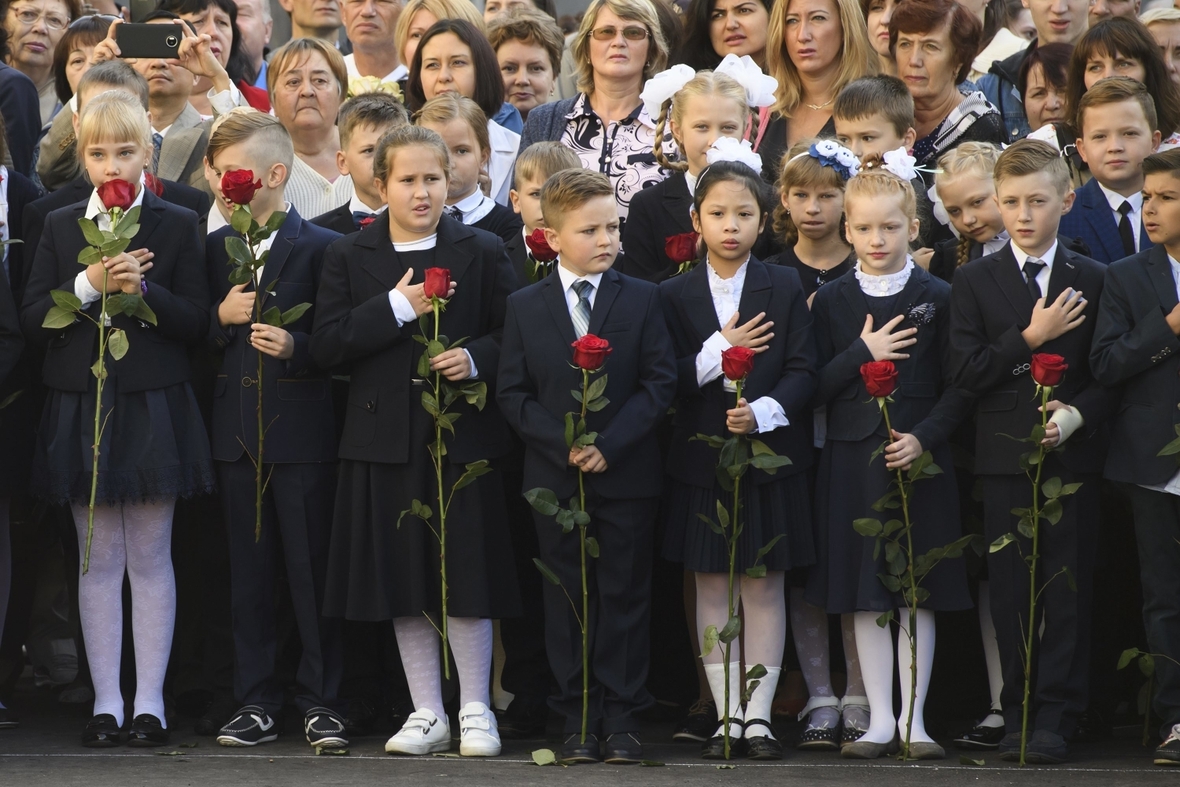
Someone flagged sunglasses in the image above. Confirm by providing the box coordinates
[590,25,649,41]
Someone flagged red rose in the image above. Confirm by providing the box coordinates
[144,172,164,197]
[860,360,899,398]
[221,169,262,205]
[423,267,451,300]
[96,179,136,213]
[358,216,376,229]
[571,334,612,371]
[525,228,557,262]
[721,346,756,382]
[1030,353,1068,387]
[665,232,699,264]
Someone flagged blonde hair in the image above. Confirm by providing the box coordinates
[845,170,917,223]
[514,141,581,187]
[413,92,491,159]
[773,139,849,245]
[993,139,1070,195]
[374,124,452,184]
[206,109,295,183]
[395,0,486,64]
[267,37,348,100]
[653,70,752,171]
[541,168,613,229]
[77,89,152,153]
[1141,8,1180,27]
[571,0,668,96]
[935,142,1001,270]
[766,0,879,117]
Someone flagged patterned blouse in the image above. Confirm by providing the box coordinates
[559,92,671,225]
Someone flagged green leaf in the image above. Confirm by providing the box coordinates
[572,510,590,527]
[525,488,561,516]
[584,396,609,412]
[91,358,107,380]
[1017,517,1035,540]
[133,297,158,326]
[78,245,103,266]
[1042,498,1063,526]
[100,238,130,258]
[78,216,106,247]
[718,615,741,644]
[106,293,134,316]
[586,536,599,558]
[1030,424,1046,443]
[1059,482,1083,496]
[115,220,140,240]
[699,513,725,536]
[555,510,575,532]
[533,558,562,586]
[50,290,82,311]
[1042,476,1063,499]
[883,519,904,536]
[745,564,767,578]
[884,540,901,566]
[265,210,287,234]
[715,500,730,531]
[586,373,608,404]
[262,306,283,327]
[224,235,254,267]
[1141,652,1156,677]
[852,518,883,537]
[231,206,253,234]
[640,760,665,766]
[228,265,253,286]
[417,349,432,378]
[42,306,77,329]
[752,534,785,566]
[452,460,492,492]
[281,303,312,326]
[1158,434,1180,457]
[878,574,901,593]
[876,609,894,628]
[421,391,440,417]
[959,755,985,766]
[1118,648,1142,670]
[531,748,557,766]
[564,412,575,448]
[446,335,469,350]
[570,388,583,404]
[107,329,128,361]
[748,454,792,472]
[1063,564,1076,593]
[427,340,445,358]
[693,433,728,449]
[573,432,597,448]
[701,624,719,657]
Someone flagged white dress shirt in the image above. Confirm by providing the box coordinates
[207,204,230,235]
[348,193,387,218]
[983,230,1010,257]
[556,262,602,316]
[343,54,407,84]
[1098,182,1143,253]
[487,119,521,207]
[693,259,788,434]
[448,188,495,226]
[1009,238,1056,296]
[73,184,148,307]
[1143,254,1180,497]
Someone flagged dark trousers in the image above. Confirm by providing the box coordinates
[219,458,342,718]
[982,470,1099,739]
[1124,483,1180,739]
[535,493,658,736]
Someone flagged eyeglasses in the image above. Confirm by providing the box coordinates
[590,25,649,42]
[8,5,71,30]
[68,13,120,29]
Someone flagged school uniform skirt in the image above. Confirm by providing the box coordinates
[805,436,972,614]
[663,470,814,574]
[323,398,522,621]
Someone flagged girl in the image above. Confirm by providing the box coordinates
[310,124,520,758]
[928,142,1006,284]
[20,89,213,747]
[807,169,971,760]
[407,18,522,204]
[414,92,522,245]
[765,140,855,301]
[660,159,817,761]
[621,64,774,282]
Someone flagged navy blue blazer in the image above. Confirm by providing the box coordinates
[948,242,1117,475]
[497,266,677,500]
[5,169,40,301]
[813,265,971,452]
[1090,245,1180,485]
[207,208,340,463]
[659,258,815,488]
[310,212,516,465]
[21,189,210,393]
[1058,177,1153,265]
[310,202,362,236]
[0,64,40,177]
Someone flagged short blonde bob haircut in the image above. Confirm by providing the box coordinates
[77,89,153,153]
[570,0,668,96]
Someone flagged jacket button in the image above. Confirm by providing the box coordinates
[366,400,375,411]
[242,377,253,388]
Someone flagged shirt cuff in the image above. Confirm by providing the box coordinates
[463,349,478,379]
[748,396,789,434]
[1049,404,1084,446]
[388,289,417,326]
[73,271,102,307]
[208,82,244,116]
[695,331,732,388]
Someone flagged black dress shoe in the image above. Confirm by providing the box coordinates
[82,714,124,748]
[673,699,717,743]
[745,719,783,761]
[953,721,1006,750]
[560,732,601,763]
[1156,726,1180,766]
[997,731,1022,761]
[342,698,378,738]
[127,714,170,747]
[0,707,19,729]
[702,721,746,760]
[498,697,549,739]
[604,732,643,764]
[194,696,238,736]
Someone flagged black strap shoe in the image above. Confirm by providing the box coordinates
[82,714,124,748]
[953,720,1006,750]
[604,732,643,764]
[744,719,783,760]
[127,714,170,747]
[702,720,746,759]
[560,732,601,763]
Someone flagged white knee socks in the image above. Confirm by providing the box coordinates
[854,610,897,744]
[393,616,446,719]
[703,661,743,737]
[896,608,935,744]
[448,616,493,708]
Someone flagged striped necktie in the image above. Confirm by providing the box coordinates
[571,279,593,338]
[151,132,163,175]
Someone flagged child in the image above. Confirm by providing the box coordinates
[621,67,767,283]
[21,90,213,747]
[1091,147,1180,767]
[311,93,410,236]
[659,160,816,760]
[765,140,856,302]
[311,124,520,758]
[809,168,972,761]
[507,141,581,286]
[414,93,524,246]
[1059,77,1161,264]
[202,111,348,750]
[949,139,1116,764]
[929,143,1007,283]
[496,168,677,764]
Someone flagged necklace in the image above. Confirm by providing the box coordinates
[805,96,834,111]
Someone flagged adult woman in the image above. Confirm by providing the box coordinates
[407,18,521,204]
[762,0,876,179]
[268,37,354,217]
[4,0,77,125]
[890,0,1005,181]
[51,12,109,107]
[677,0,771,71]
[483,0,557,23]
[1064,17,1180,144]
[1018,41,1071,135]
[488,8,564,121]
[157,0,269,113]
[519,0,670,227]
[862,0,897,75]
[0,1,40,176]
[394,0,484,80]
[1142,8,1180,87]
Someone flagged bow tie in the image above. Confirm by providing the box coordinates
[352,210,377,229]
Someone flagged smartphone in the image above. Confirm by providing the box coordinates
[116,23,181,59]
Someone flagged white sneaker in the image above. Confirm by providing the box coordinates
[458,702,501,757]
[384,709,451,755]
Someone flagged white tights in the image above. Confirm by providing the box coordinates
[72,499,176,727]
[393,616,493,719]
[854,608,936,744]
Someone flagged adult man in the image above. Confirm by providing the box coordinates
[235,0,273,88]
[341,0,402,85]
[278,0,341,41]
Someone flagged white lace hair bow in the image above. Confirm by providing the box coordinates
[714,54,778,108]
[639,63,696,120]
[705,136,763,172]
[881,147,918,181]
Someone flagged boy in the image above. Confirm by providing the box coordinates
[949,139,1117,764]
[497,169,677,764]
[204,111,348,750]
[310,92,408,235]
[1059,77,1161,264]
[508,141,581,286]
[1091,148,1180,767]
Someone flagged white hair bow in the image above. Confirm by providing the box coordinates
[705,136,763,173]
[639,64,697,121]
[881,147,918,181]
[714,54,778,108]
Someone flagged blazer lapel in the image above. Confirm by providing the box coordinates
[681,261,720,343]
[257,210,300,292]
[1147,245,1180,312]
[542,274,577,347]
[1044,247,1082,303]
[132,190,165,251]
[356,213,405,290]
[895,263,931,317]
[985,245,1035,321]
[170,103,202,134]
[1082,180,1125,262]
[435,215,474,286]
[659,174,693,231]
[737,257,772,324]
[839,269,869,328]
[587,268,620,336]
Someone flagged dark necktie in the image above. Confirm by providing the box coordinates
[151,131,163,175]
[1023,258,1045,302]
[352,210,376,229]
[1118,200,1136,257]
[445,205,463,222]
